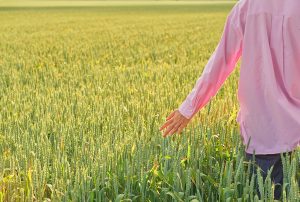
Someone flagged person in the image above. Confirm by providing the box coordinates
[159,0,300,200]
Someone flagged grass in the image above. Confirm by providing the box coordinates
[0,2,299,201]
[0,1,236,8]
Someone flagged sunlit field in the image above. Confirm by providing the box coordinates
[0,1,299,201]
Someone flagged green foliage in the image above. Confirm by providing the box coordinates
[0,3,299,201]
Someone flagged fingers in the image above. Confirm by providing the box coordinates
[166,110,176,121]
[159,118,174,131]
[163,118,189,137]
[177,125,185,135]
[163,121,182,138]
[160,109,191,137]
[177,122,187,134]
[168,124,181,137]
[160,110,178,131]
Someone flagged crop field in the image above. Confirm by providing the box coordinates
[0,1,299,201]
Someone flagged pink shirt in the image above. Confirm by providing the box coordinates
[178,0,300,154]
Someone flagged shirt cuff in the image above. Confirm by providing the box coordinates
[178,99,195,119]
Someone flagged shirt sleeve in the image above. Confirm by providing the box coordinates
[178,1,245,119]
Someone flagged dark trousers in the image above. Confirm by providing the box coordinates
[244,151,293,200]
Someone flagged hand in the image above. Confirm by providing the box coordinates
[159,109,191,138]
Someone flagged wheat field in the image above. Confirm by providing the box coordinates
[0,1,299,201]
